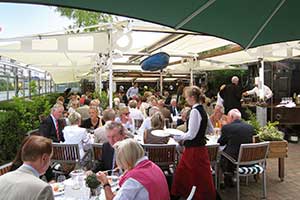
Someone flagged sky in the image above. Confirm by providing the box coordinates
[0,3,73,38]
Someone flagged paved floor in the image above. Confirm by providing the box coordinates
[219,142,300,200]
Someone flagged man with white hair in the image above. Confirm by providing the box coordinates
[217,109,254,187]
[242,77,273,101]
[219,76,242,114]
[39,103,65,142]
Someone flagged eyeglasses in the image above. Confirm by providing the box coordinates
[123,112,130,116]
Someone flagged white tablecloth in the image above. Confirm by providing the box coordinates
[54,178,118,200]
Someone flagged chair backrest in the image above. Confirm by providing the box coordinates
[26,129,40,136]
[206,143,220,164]
[92,143,103,161]
[142,144,176,169]
[186,186,197,200]
[0,162,13,176]
[52,143,80,164]
[238,142,270,165]
[164,118,171,128]
[134,119,143,130]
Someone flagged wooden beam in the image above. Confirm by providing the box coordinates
[169,44,243,65]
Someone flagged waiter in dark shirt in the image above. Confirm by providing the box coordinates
[219,76,242,114]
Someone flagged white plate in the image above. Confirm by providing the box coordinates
[151,130,170,137]
[164,128,184,136]
[51,183,64,196]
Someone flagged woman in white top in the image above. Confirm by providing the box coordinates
[63,112,91,159]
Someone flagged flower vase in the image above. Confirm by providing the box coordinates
[90,186,101,198]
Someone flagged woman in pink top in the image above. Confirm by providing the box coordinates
[97,139,170,200]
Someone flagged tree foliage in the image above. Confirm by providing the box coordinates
[55,7,115,32]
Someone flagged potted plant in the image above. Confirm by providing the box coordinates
[256,121,287,181]
[85,173,101,197]
[257,121,287,159]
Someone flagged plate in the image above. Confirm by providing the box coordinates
[151,130,170,137]
[164,128,184,136]
[51,183,64,196]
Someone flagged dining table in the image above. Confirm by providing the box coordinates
[53,174,119,200]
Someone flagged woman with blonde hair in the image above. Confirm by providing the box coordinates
[81,106,102,130]
[144,112,169,144]
[96,139,169,200]
[171,86,216,200]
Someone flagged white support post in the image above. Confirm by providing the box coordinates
[190,68,193,86]
[108,28,113,108]
[257,58,267,127]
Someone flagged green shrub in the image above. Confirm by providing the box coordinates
[0,93,60,165]
[92,91,109,109]
[0,111,24,164]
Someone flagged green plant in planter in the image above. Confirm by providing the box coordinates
[258,121,284,141]
[85,173,101,189]
[245,109,261,135]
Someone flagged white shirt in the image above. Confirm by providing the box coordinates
[176,104,214,141]
[114,157,149,200]
[138,117,151,136]
[129,108,145,120]
[216,92,224,106]
[126,87,139,98]
[247,85,273,100]
[63,125,91,159]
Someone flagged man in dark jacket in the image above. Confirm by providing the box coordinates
[218,108,254,186]
[219,76,242,114]
[92,121,128,173]
[39,103,65,142]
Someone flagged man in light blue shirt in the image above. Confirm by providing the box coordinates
[126,82,139,99]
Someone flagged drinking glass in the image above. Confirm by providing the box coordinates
[57,175,66,183]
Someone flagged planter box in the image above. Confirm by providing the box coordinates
[268,140,288,158]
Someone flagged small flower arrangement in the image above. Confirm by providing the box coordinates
[85,173,100,189]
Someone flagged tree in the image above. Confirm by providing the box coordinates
[55,7,116,32]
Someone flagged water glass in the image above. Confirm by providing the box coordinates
[57,175,66,183]
[70,169,85,190]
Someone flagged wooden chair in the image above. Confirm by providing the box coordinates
[0,162,13,176]
[206,143,220,190]
[221,142,269,200]
[186,186,196,200]
[92,143,103,162]
[164,118,171,128]
[51,143,81,175]
[26,129,40,136]
[134,119,143,130]
[142,144,177,173]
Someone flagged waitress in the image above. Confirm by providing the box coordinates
[171,86,216,200]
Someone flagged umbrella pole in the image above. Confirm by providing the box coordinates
[99,67,102,95]
[160,70,163,95]
[108,27,113,108]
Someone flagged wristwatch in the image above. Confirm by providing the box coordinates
[103,183,111,188]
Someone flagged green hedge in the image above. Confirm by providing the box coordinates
[0,93,60,165]
[0,111,24,164]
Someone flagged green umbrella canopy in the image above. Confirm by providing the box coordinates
[2,0,299,49]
